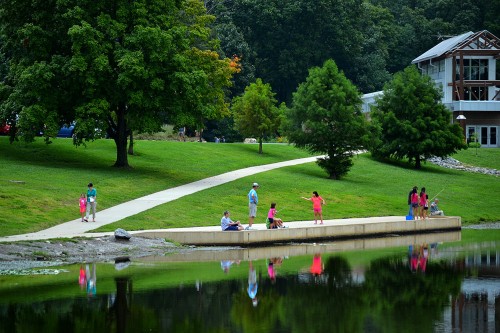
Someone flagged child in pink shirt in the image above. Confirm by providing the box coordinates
[302,191,326,224]
[79,193,87,222]
[267,203,284,229]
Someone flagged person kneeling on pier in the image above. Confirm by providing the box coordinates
[221,211,244,231]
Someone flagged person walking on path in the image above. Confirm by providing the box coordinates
[220,211,244,231]
[302,191,326,224]
[247,183,259,230]
[79,193,87,222]
[85,183,97,222]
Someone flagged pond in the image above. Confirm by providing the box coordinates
[0,229,499,333]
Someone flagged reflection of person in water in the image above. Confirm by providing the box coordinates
[310,254,323,276]
[409,244,430,273]
[79,265,86,289]
[220,260,240,273]
[409,245,419,272]
[86,263,97,296]
[267,257,283,283]
[419,243,429,273]
[247,261,258,307]
[267,260,276,283]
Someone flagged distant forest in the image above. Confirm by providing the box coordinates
[206,0,500,103]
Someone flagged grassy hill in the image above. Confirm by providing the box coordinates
[0,137,498,237]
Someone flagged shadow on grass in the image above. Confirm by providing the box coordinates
[0,138,118,171]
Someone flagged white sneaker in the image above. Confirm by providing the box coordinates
[245,226,254,230]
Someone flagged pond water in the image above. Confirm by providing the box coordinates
[0,230,499,333]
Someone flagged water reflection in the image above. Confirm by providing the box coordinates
[0,232,499,333]
[86,263,97,297]
[247,261,258,307]
[408,243,431,273]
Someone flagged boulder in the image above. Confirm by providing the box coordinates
[114,228,131,240]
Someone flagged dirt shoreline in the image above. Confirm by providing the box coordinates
[0,236,188,272]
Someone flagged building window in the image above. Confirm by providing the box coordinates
[455,59,488,81]
[463,86,488,101]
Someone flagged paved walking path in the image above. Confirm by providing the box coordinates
[0,156,322,243]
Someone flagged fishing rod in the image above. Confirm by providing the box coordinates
[430,189,444,201]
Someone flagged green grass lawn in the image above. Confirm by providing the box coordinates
[452,147,500,170]
[1,137,499,237]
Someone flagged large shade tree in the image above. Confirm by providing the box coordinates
[232,78,284,154]
[369,65,466,169]
[284,59,368,179]
[0,0,235,167]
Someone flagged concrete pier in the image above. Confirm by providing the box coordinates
[134,215,461,246]
[137,229,461,263]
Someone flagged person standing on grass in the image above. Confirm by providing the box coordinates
[79,193,87,222]
[85,182,97,222]
[302,191,326,224]
[247,183,259,230]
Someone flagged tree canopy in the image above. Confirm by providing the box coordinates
[208,0,500,103]
[232,78,284,154]
[284,59,368,179]
[368,66,467,168]
[0,0,236,167]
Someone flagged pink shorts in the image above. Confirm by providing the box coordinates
[313,208,322,213]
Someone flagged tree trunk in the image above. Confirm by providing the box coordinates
[128,133,134,155]
[258,137,263,154]
[415,156,421,169]
[113,103,130,168]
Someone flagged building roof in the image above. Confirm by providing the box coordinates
[412,31,473,64]
[412,30,500,64]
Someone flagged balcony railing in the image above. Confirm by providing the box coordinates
[444,100,500,112]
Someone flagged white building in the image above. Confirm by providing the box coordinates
[363,30,500,147]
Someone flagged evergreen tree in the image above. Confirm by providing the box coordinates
[284,59,368,179]
[369,65,467,169]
